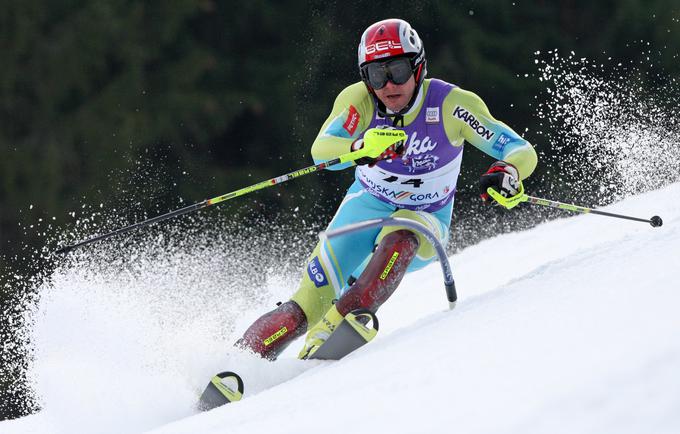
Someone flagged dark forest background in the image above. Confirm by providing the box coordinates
[1,0,679,420]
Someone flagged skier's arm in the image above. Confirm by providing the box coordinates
[310,83,375,170]
[443,88,537,180]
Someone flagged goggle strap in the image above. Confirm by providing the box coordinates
[413,63,423,83]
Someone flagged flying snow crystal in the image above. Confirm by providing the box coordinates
[1,149,328,422]
[533,50,680,204]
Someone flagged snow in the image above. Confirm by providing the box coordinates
[3,182,679,434]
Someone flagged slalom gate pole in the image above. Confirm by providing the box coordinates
[486,187,663,228]
[54,130,407,255]
[321,217,458,310]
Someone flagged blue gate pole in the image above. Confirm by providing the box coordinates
[321,217,457,310]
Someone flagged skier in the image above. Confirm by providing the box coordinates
[236,18,537,360]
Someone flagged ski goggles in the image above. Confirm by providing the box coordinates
[362,57,414,90]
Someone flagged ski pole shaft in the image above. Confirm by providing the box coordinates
[54,200,207,255]
[523,195,663,227]
[55,130,407,255]
[55,158,341,255]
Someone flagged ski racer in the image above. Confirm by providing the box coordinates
[236,18,538,360]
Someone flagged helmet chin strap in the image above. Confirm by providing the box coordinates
[374,85,421,127]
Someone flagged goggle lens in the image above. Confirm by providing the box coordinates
[364,58,413,90]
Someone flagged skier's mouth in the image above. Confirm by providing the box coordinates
[385,93,402,101]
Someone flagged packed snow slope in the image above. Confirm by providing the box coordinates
[4,182,680,434]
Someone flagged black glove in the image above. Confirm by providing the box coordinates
[480,161,521,204]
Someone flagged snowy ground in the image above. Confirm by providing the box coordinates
[3,182,679,434]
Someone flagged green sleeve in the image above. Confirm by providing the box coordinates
[310,82,375,170]
[443,87,538,179]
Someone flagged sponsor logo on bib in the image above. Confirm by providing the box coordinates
[360,174,441,203]
[407,154,440,173]
[404,131,437,157]
[426,107,440,123]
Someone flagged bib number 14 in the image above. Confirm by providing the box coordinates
[383,176,424,188]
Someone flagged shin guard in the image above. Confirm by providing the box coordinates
[336,230,419,316]
[235,300,307,360]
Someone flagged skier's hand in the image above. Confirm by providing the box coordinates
[351,139,403,167]
[352,126,405,167]
[480,161,521,205]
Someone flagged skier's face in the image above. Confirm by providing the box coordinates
[373,75,416,113]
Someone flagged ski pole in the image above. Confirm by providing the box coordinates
[486,186,663,227]
[55,129,407,255]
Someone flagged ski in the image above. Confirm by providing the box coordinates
[197,309,379,411]
[197,371,244,411]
